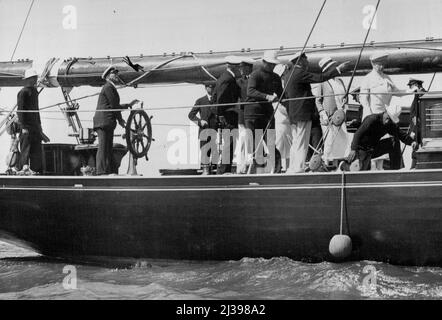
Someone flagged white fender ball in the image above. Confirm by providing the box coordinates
[329,234,352,259]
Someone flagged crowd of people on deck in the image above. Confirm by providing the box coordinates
[188,50,426,175]
[6,49,426,176]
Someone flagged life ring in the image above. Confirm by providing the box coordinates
[125,109,153,159]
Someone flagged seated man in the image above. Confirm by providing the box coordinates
[346,105,414,171]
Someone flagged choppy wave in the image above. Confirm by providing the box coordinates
[1,242,442,299]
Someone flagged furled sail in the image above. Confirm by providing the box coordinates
[1,39,442,88]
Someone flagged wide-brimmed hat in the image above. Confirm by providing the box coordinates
[407,77,424,87]
[370,52,389,63]
[23,69,38,79]
[386,105,401,124]
[318,57,337,72]
[262,50,280,64]
[102,66,118,79]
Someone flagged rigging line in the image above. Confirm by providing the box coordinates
[427,72,437,92]
[344,0,381,101]
[312,0,380,158]
[189,53,218,81]
[14,89,442,114]
[125,55,190,87]
[10,0,36,61]
[247,0,328,174]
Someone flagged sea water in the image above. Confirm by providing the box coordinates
[1,241,442,300]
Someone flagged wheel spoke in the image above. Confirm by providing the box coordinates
[137,114,142,128]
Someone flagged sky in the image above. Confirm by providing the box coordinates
[1,0,441,175]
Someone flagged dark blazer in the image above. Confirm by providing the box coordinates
[188,95,217,130]
[93,82,129,130]
[246,67,283,120]
[213,70,241,117]
[17,86,41,130]
[284,64,339,123]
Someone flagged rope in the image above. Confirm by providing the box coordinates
[126,55,190,87]
[189,53,218,81]
[10,0,36,61]
[428,72,437,92]
[311,0,381,161]
[247,0,328,174]
[343,0,381,101]
[339,161,346,235]
[9,89,442,114]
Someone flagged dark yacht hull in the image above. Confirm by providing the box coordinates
[0,170,441,266]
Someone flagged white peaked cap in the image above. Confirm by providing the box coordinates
[225,55,242,65]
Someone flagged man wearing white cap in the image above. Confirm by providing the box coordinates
[284,52,350,173]
[93,66,139,175]
[16,69,44,173]
[245,50,283,172]
[346,105,414,171]
[313,57,351,163]
[360,52,403,120]
[213,55,242,174]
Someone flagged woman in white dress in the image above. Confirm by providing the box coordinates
[313,57,351,164]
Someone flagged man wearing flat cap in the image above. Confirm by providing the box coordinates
[245,50,283,172]
[407,77,426,168]
[284,51,350,173]
[212,55,242,174]
[188,82,217,175]
[347,105,414,171]
[93,66,139,175]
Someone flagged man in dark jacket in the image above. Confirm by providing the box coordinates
[347,105,414,171]
[236,58,254,173]
[407,78,426,169]
[188,83,217,174]
[246,50,283,171]
[284,52,349,173]
[213,56,242,174]
[17,69,46,173]
[93,66,138,175]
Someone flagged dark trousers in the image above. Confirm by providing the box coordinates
[307,123,323,162]
[245,116,281,172]
[216,111,238,175]
[358,137,402,171]
[200,135,213,166]
[18,130,42,172]
[96,127,116,175]
[244,116,269,147]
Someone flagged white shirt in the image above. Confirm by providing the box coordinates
[359,70,401,120]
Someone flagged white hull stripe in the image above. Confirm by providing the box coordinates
[1,182,442,192]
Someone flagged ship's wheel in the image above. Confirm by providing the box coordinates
[125,108,153,159]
